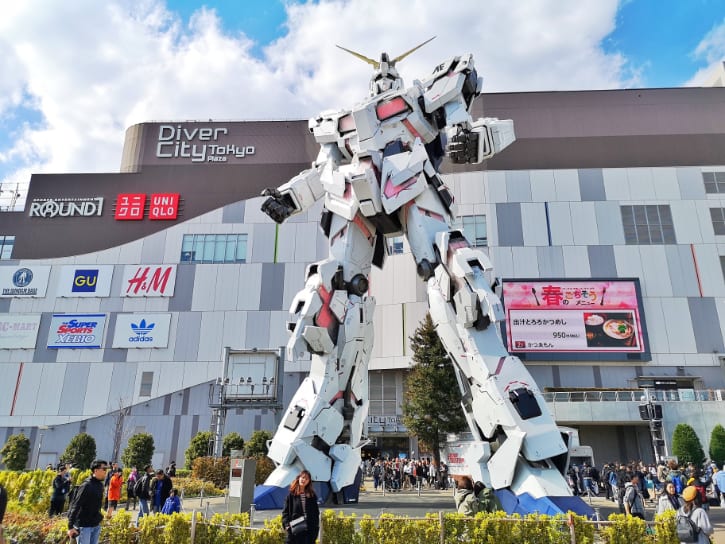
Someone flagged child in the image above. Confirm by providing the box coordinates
[160,488,181,515]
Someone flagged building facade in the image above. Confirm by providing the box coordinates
[0,87,724,469]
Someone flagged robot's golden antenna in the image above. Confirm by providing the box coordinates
[336,36,436,68]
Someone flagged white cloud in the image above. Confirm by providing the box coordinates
[686,18,725,86]
[0,0,631,208]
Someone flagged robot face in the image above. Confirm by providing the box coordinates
[369,71,403,96]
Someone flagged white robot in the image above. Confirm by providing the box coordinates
[254,41,589,516]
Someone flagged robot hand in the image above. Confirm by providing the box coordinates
[446,127,480,164]
[261,188,297,224]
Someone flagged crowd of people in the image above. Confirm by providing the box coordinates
[568,458,717,541]
[366,457,450,492]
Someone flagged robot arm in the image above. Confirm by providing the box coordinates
[261,144,336,223]
[447,117,515,164]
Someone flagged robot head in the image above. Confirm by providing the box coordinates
[369,53,403,96]
[336,37,435,97]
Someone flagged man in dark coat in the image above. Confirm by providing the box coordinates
[49,464,71,516]
[67,460,108,544]
[150,469,173,513]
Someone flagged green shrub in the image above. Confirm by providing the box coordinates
[174,476,225,497]
[185,431,213,470]
[0,433,30,470]
[191,456,229,488]
[121,433,154,470]
[709,424,725,467]
[62,433,97,469]
[671,423,706,465]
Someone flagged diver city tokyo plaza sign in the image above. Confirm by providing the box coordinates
[112,313,171,348]
[155,125,256,163]
[0,266,51,297]
[47,314,107,348]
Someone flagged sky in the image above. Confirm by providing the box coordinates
[0,0,724,210]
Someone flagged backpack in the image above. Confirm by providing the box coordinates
[676,508,700,543]
[134,474,147,499]
[673,474,684,494]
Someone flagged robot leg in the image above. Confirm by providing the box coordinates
[255,216,376,508]
[427,231,591,516]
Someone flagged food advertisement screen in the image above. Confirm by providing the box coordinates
[502,279,647,355]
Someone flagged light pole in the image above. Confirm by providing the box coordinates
[35,425,49,469]
[638,392,666,463]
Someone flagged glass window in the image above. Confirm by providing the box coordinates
[180,234,248,263]
[703,171,725,194]
[368,372,398,416]
[620,205,676,245]
[0,236,14,260]
[140,372,154,397]
[456,215,487,247]
[711,208,725,235]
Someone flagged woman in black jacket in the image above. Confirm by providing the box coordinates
[282,470,319,544]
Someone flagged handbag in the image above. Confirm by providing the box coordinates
[289,515,308,535]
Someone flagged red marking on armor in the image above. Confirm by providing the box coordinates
[329,391,344,404]
[402,119,421,139]
[383,175,417,198]
[353,214,374,244]
[339,114,355,134]
[343,182,353,201]
[316,285,335,328]
[376,96,410,120]
[331,225,347,245]
[417,207,445,222]
[449,239,470,251]
[350,392,359,405]
[503,380,530,393]
[494,357,506,375]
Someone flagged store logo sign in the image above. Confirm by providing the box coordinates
[29,197,104,218]
[72,270,99,293]
[122,265,176,297]
[112,313,171,348]
[48,313,106,349]
[130,319,155,343]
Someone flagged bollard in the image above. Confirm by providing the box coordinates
[205,501,210,518]
[199,484,204,507]
[191,510,197,543]
[250,503,256,524]
[568,512,576,544]
[417,480,421,497]
[439,511,445,544]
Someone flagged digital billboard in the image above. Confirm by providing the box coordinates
[502,278,650,361]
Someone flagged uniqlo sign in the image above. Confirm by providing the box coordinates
[115,194,146,220]
[149,193,179,220]
[121,265,177,297]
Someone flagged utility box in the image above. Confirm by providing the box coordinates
[228,452,256,515]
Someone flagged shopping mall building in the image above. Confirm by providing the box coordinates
[0,84,724,470]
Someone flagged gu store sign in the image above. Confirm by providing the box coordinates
[56,265,114,297]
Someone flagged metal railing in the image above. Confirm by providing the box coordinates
[542,389,723,402]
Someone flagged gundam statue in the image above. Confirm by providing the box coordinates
[254,40,590,516]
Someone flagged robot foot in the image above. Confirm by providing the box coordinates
[497,489,594,518]
[253,468,363,510]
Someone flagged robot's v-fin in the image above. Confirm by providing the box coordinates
[335,36,436,68]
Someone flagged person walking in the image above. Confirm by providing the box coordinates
[714,464,725,507]
[454,476,478,516]
[656,481,683,515]
[67,460,108,544]
[125,467,138,510]
[282,470,319,544]
[135,465,154,524]
[676,486,713,544]
[49,464,71,516]
[150,469,173,514]
[106,468,123,517]
[623,474,646,520]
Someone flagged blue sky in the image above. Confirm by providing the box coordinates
[0,0,723,210]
